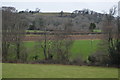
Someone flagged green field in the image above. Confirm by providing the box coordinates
[26,30,45,33]
[2,63,118,78]
[70,40,99,60]
[24,40,100,61]
[93,29,102,32]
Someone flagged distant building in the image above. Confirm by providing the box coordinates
[118,1,120,17]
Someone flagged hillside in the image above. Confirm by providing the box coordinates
[20,9,105,32]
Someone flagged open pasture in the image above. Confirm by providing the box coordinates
[2,63,118,78]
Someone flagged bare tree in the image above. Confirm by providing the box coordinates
[102,6,120,66]
[35,16,49,60]
[13,14,28,60]
[52,19,74,63]
[114,16,120,66]
[35,8,40,13]
[2,7,16,61]
[2,7,28,62]
[0,7,2,63]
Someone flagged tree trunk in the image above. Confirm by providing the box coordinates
[16,42,20,60]
[2,42,10,62]
[44,27,47,60]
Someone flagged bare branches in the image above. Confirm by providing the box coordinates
[101,6,120,66]
[109,6,117,16]
[2,7,28,62]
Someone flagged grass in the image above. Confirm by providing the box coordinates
[2,63,118,78]
[93,29,102,32]
[70,40,100,60]
[0,63,1,79]
[26,34,41,36]
[24,40,100,60]
[26,30,45,33]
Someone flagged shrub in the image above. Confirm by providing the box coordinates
[88,51,110,66]
[70,56,84,65]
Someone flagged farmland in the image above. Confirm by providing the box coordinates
[2,5,120,79]
[24,34,102,41]
[23,40,100,61]
[2,63,118,78]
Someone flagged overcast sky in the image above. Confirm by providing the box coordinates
[1,0,120,14]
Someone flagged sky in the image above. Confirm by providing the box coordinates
[1,0,120,14]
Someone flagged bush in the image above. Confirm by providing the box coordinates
[70,56,84,65]
[88,51,110,66]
